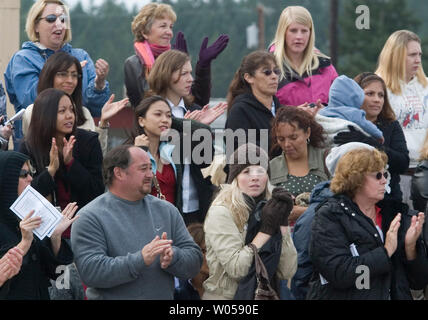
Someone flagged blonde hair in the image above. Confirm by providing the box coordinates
[331,148,388,199]
[210,179,272,232]
[419,131,428,161]
[26,0,72,43]
[201,154,227,187]
[131,3,177,42]
[270,6,328,79]
[376,30,428,95]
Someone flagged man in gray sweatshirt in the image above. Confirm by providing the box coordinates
[71,145,202,299]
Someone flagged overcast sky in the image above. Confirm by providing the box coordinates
[63,0,151,12]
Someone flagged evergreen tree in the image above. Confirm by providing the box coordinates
[338,0,420,77]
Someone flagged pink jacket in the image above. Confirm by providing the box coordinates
[270,47,338,106]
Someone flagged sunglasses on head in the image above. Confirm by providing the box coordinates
[38,14,67,24]
[261,68,281,76]
[374,171,388,180]
[19,169,33,179]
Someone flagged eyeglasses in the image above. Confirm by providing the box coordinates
[19,169,34,179]
[261,68,281,77]
[38,14,68,24]
[371,171,388,180]
[56,71,81,79]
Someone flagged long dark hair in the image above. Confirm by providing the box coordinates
[354,72,396,123]
[38,51,86,126]
[125,95,171,144]
[25,88,77,172]
[226,50,277,114]
[270,106,326,157]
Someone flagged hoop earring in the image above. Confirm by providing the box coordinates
[307,138,310,144]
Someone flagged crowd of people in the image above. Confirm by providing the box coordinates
[1,1,428,301]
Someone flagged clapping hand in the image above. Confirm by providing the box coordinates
[95,58,109,90]
[51,202,79,238]
[19,210,42,246]
[62,135,76,165]
[99,94,129,127]
[184,102,228,125]
[384,213,401,257]
[48,138,60,177]
[142,234,173,266]
[184,109,203,122]
[195,102,228,125]
[0,247,24,287]
[159,232,174,269]
[404,212,425,260]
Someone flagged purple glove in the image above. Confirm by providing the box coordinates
[198,34,229,68]
[173,31,188,54]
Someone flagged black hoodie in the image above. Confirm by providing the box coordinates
[0,151,73,300]
[225,92,282,154]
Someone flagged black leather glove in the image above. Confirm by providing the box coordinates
[333,125,382,148]
[271,187,294,226]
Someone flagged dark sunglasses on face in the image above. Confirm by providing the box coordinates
[261,68,281,76]
[375,171,388,180]
[38,14,67,24]
[19,169,33,179]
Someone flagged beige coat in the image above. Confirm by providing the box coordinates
[203,204,297,300]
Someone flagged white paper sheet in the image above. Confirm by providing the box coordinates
[10,185,63,240]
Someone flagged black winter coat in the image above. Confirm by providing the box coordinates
[0,223,73,300]
[0,151,73,299]
[19,129,105,211]
[225,92,282,154]
[308,194,428,300]
[376,120,409,202]
[170,117,216,221]
[124,55,211,108]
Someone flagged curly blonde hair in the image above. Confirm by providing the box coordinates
[131,3,177,42]
[330,148,388,199]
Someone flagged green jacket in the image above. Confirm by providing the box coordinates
[269,145,330,186]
